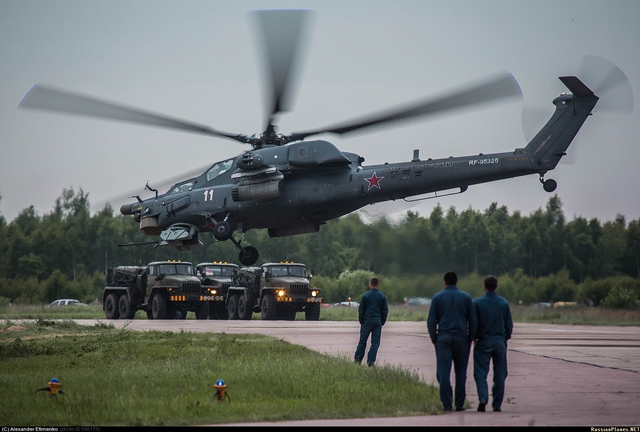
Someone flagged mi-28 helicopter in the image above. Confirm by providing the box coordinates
[19,9,620,266]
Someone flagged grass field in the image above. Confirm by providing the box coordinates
[2,302,639,325]
[0,320,440,426]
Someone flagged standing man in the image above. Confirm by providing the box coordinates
[427,271,477,412]
[354,277,388,367]
[473,275,513,412]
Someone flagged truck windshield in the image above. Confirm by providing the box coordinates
[158,264,194,276]
[268,265,307,277]
[201,266,235,277]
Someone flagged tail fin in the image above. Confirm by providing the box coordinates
[524,76,598,171]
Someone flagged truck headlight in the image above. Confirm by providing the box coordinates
[277,289,286,297]
[311,290,318,297]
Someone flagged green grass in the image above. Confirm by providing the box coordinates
[2,302,639,325]
[0,320,441,426]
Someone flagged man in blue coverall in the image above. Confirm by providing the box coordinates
[427,271,477,411]
[473,275,513,412]
[354,277,388,367]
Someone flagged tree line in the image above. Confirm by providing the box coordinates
[0,189,638,307]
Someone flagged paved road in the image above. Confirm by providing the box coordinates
[77,319,640,427]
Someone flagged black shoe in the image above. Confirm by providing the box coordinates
[493,408,502,412]
[455,407,466,412]
[354,358,362,364]
[477,403,486,412]
[443,407,452,412]
[367,361,375,367]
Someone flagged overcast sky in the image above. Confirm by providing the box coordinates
[1,0,639,225]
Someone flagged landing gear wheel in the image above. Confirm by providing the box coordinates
[238,296,253,320]
[213,221,233,241]
[305,303,321,321]
[196,302,209,320]
[261,294,276,320]
[543,179,557,192]
[228,294,240,320]
[104,293,120,319]
[239,246,259,266]
[118,295,136,319]
[151,294,167,319]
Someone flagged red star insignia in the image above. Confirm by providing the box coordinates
[365,172,384,190]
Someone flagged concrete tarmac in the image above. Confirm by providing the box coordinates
[78,319,640,427]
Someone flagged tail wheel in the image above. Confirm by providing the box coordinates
[104,293,121,319]
[239,246,259,266]
[260,294,276,320]
[118,294,136,319]
[151,294,167,319]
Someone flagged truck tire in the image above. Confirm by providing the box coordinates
[228,294,240,320]
[105,293,121,319]
[305,303,321,321]
[238,295,253,320]
[260,294,276,320]
[276,305,296,321]
[152,294,167,319]
[118,294,136,319]
[196,302,209,320]
[209,303,229,320]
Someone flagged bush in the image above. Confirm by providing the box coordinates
[602,286,639,309]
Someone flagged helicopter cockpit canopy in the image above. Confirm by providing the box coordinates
[207,159,234,182]
[167,180,195,195]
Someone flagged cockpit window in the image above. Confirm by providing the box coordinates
[167,181,194,195]
[207,159,234,182]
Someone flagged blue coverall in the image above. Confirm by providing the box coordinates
[473,291,513,411]
[354,288,388,365]
[427,286,477,411]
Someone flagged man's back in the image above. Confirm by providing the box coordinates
[359,289,388,324]
[474,292,513,340]
[428,286,476,342]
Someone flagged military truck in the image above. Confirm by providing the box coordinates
[194,261,238,320]
[227,261,322,321]
[103,260,215,320]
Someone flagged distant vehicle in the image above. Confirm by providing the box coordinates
[533,302,551,308]
[48,299,88,307]
[334,301,359,308]
[406,297,431,306]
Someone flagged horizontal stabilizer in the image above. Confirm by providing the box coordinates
[559,76,595,98]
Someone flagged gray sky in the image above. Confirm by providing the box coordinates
[1,0,639,224]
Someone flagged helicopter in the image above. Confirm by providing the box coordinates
[18,9,608,266]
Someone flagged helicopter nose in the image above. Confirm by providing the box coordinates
[120,203,133,215]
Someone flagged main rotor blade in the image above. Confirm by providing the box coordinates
[252,9,312,123]
[91,162,215,213]
[288,72,522,141]
[19,84,247,143]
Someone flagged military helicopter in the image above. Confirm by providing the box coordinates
[18,9,613,266]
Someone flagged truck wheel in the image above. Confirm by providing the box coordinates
[146,309,154,320]
[238,296,253,320]
[118,294,136,319]
[209,303,229,320]
[260,294,276,320]
[276,305,296,321]
[196,302,209,320]
[228,294,239,320]
[105,293,121,319]
[305,303,321,321]
[152,294,167,319]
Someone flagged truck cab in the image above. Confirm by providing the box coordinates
[103,260,212,320]
[195,261,238,319]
